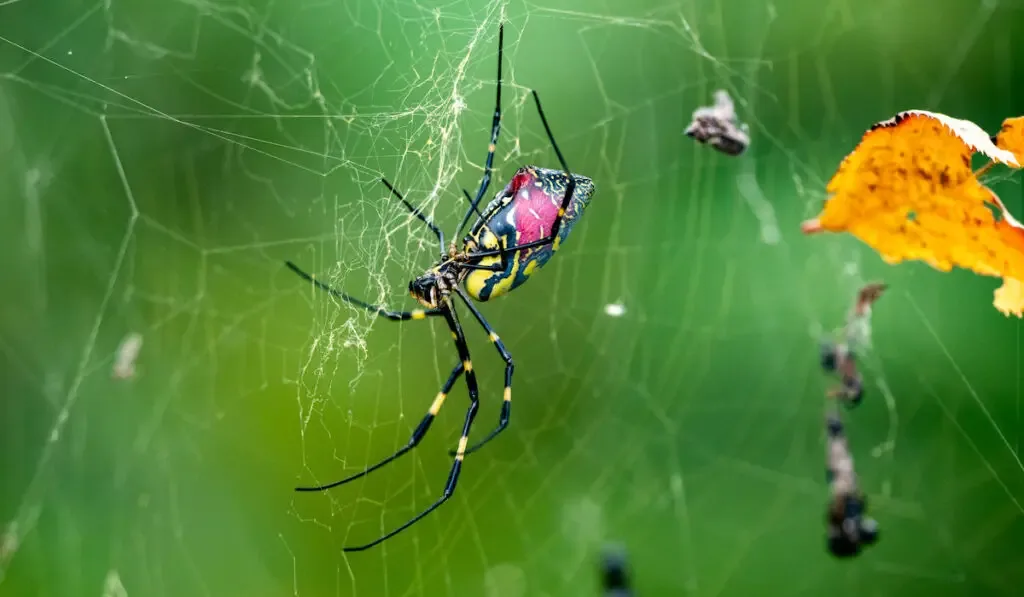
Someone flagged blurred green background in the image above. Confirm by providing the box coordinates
[2,0,1023,595]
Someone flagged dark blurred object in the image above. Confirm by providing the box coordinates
[819,340,840,372]
[600,544,633,596]
[819,281,887,410]
[820,341,865,408]
[823,413,880,559]
[684,90,750,156]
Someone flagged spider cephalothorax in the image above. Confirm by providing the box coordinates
[408,261,464,309]
[286,22,596,552]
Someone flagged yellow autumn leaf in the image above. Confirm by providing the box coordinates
[995,116,1024,164]
[802,110,1024,317]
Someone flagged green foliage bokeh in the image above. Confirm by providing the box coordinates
[2,0,1023,596]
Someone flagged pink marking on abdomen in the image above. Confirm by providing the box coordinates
[512,185,560,244]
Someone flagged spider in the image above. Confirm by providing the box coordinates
[287,23,596,552]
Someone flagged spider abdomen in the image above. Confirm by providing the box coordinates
[463,166,595,301]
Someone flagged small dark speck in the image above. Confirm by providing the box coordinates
[907,210,917,222]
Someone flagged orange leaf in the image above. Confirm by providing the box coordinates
[803,110,1024,317]
[994,278,1024,317]
[995,116,1024,165]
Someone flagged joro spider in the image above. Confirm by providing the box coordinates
[287,24,596,552]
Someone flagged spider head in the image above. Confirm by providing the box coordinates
[409,264,459,309]
[409,274,441,308]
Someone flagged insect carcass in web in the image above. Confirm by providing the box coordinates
[819,282,887,409]
[824,410,880,558]
[684,89,750,156]
[112,332,143,379]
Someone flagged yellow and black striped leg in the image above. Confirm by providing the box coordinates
[458,189,507,273]
[294,361,465,493]
[286,261,441,321]
[455,23,504,238]
[450,288,513,456]
[466,90,578,260]
[525,88,576,243]
[342,303,481,552]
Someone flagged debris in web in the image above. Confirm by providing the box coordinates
[599,543,633,596]
[843,282,886,353]
[604,302,626,317]
[684,89,750,156]
[824,409,881,558]
[802,110,1024,317]
[819,282,887,410]
[112,332,143,380]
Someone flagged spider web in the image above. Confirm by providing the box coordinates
[2,0,1024,596]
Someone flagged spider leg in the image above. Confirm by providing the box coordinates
[455,23,504,238]
[460,187,489,227]
[295,360,465,492]
[286,261,442,320]
[380,177,445,253]
[470,90,577,258]
[342,302,481,552]
[458,262,506,272]
[457,188,508,273]
[448,287,513,456]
